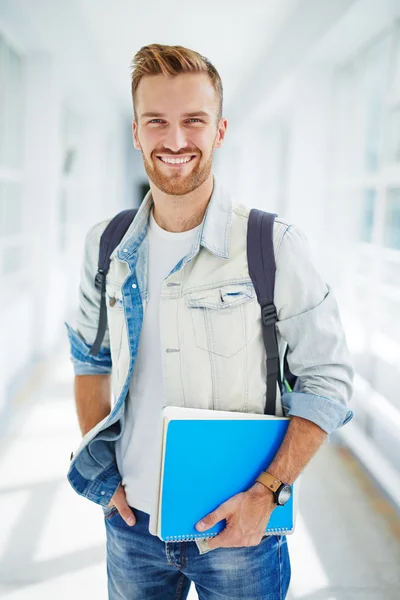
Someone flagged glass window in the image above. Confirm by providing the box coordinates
[2,244,22,275]
[0,181,6,236]
[381,254,400,287]
[384,106,400,164]
[0,37,23,169]
[0,34,25,282]
[384,188,400,250]
[0,181,22,237]
[379,294,400,345]
[6,182,22,235]
[7,47,23,168]
[332,63,359,177]
[0,36,8,167]
[392,22,400,96]
[359,189,376,243]
[362,35,391,173]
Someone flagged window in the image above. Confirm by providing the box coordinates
[362,34,391,173]
[359,189,376,243]
[384,105,400,164]
[58,108,81,253]
[0,34,24,281]
[330,21,400,390]
[384,188,400,250]
[384,21,400,166]
[332,27,400,253]
[0,37,23,169]
[332,62,360,177]
[392,21,400,96]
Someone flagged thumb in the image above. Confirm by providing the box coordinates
[196,502,229,532]
[113,485,136,526]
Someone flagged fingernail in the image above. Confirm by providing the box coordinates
[196,521,205,531]
[127,517,135,526]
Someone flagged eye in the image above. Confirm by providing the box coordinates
[149,119,165,124]
[187,118,202,123]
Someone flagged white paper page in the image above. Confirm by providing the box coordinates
[162,406,290,422]
[148,409,169,536]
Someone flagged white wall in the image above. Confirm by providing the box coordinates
[0,6,135,412]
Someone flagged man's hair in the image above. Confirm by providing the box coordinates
[131,43,223,121]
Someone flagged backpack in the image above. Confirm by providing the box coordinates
[89,208,299,415]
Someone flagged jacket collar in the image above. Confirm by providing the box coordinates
[116,174,232,261]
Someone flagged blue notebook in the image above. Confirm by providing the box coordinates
[149,406,297,542]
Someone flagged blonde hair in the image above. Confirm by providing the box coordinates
[131,43,223,121]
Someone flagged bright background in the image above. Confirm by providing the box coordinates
[1,1,400,598]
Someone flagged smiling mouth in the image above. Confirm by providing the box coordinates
[156,155,197,166]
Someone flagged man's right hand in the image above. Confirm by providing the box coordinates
[107,484,136,526]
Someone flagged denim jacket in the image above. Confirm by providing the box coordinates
[65,175,354,509]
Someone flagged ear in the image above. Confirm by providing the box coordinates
[214,118,228,149]
[132,121,141,150]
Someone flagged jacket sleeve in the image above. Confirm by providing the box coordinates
[65,219,112,375]
[274,224,355,434]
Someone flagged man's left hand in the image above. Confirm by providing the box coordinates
[195,483,276,550]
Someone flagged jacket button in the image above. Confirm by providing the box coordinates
[109,297,116,307]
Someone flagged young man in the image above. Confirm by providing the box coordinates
[66,44,354,599]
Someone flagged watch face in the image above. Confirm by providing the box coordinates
[277,484,292,505]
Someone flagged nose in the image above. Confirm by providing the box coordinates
[162,123,188,153]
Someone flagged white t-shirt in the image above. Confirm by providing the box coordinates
[115,208,201,514]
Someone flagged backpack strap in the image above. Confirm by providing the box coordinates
[89,209,138,357]
[247,209,282,415]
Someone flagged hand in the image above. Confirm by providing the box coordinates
[195,483,276,549]
[107,483,136,526]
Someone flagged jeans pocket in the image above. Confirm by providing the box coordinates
[102,505,119,520]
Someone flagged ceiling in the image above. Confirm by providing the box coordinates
[0,0,361,126]
[75,0,301,117]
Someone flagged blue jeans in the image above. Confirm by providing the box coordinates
[104,507,291,599]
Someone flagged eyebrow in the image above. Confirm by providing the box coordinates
[140,111,210,120]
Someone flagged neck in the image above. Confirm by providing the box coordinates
[150,174,214,233]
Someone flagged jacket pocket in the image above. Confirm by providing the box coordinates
[187,284,256,358]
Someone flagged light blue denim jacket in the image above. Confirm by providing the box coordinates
[65,175,354,508]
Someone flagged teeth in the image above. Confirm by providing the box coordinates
[159,156,192,164]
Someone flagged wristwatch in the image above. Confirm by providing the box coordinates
[256,471,292,506]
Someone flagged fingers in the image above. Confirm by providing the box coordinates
[108,484,136,526]
[207,529,231,550]
[196,507,225,533]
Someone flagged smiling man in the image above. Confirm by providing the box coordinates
[133,68,225,229]
[66,44,354,599]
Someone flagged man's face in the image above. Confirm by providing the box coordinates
[133,73,227,196]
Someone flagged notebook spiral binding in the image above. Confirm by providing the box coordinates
[165,527,290,541]
[165,532,217,542]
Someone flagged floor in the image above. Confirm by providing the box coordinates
[0,347,399,599]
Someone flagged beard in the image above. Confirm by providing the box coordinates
[141,145,214,197]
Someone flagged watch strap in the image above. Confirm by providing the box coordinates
[256,471,283,492]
